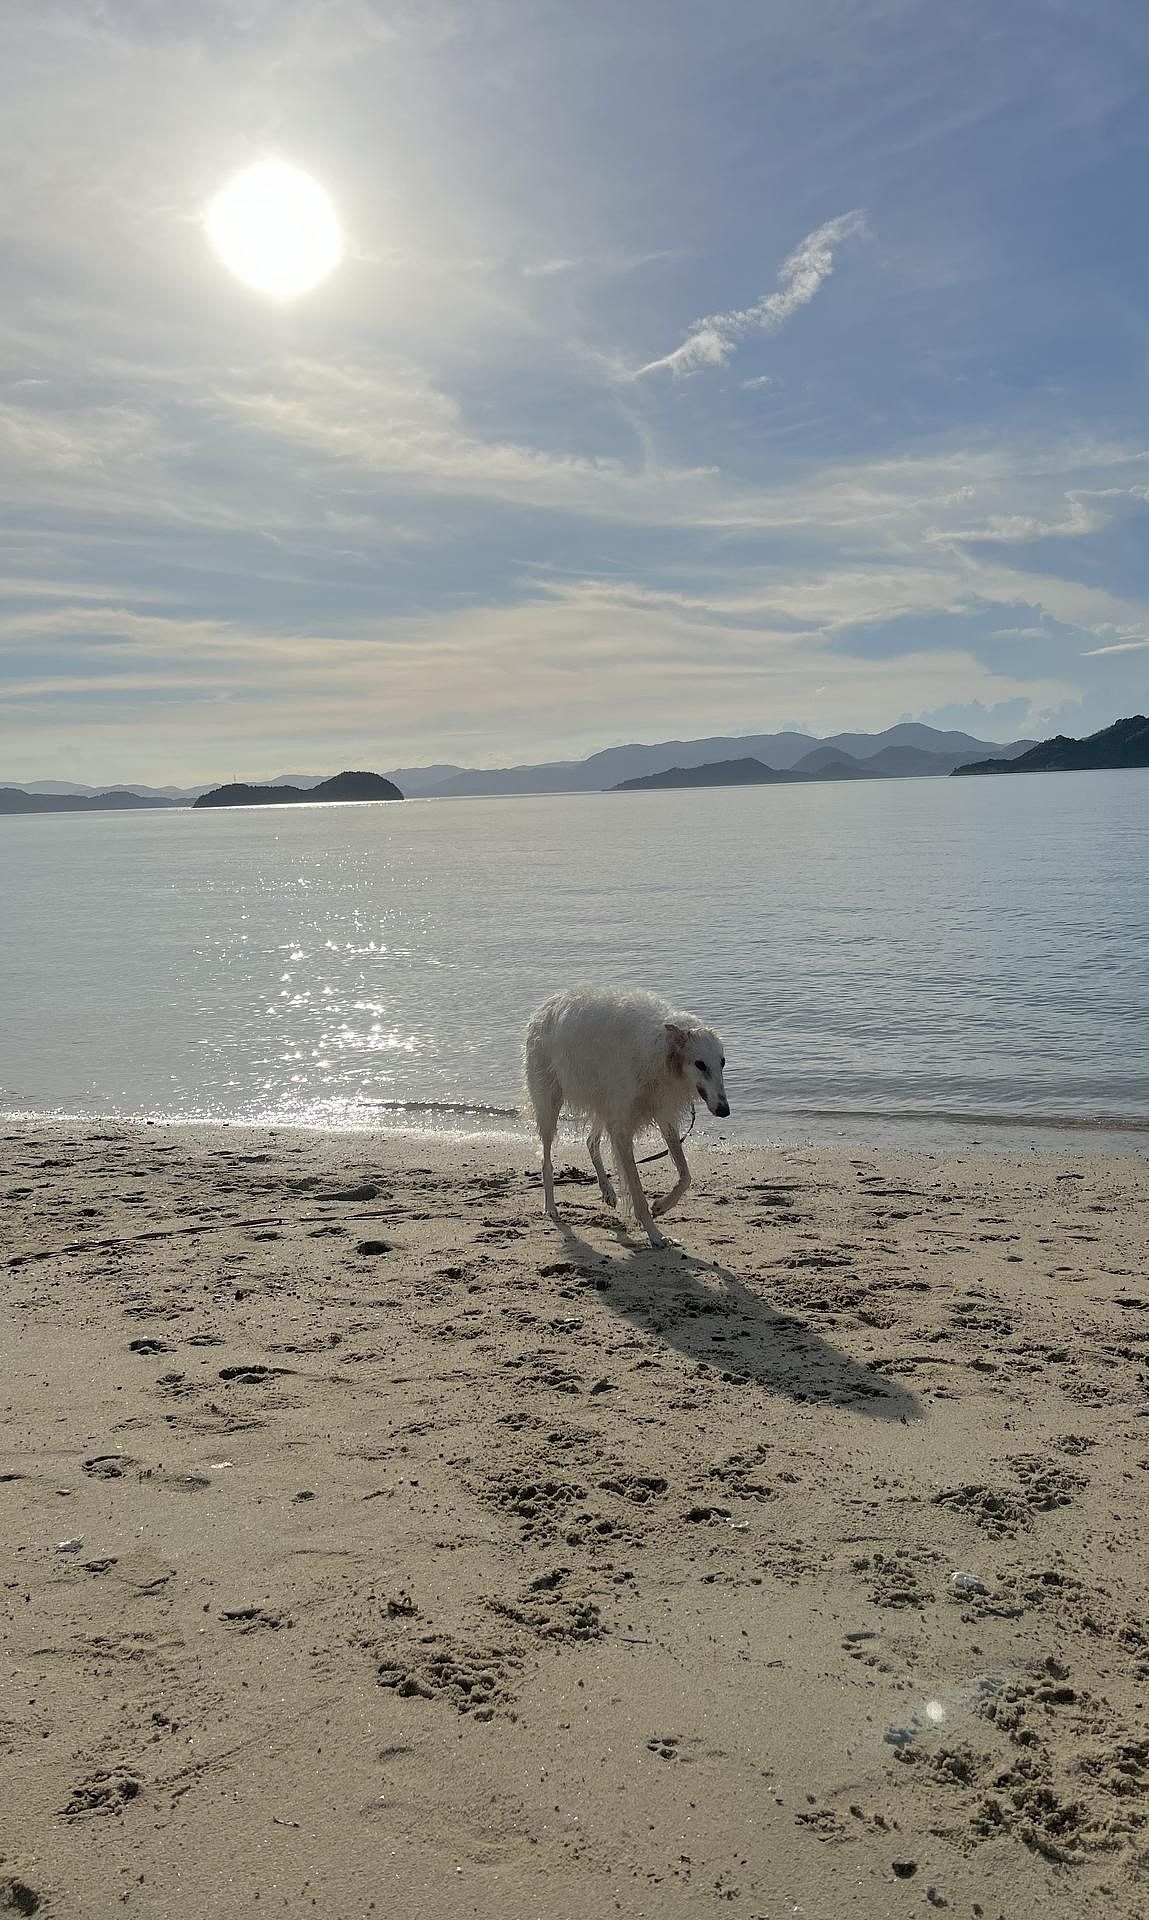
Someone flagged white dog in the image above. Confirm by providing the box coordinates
[524,986,729,1248]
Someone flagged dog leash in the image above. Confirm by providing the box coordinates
[636,1102,697,1166]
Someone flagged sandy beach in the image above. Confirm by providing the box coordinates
[2,1120,1147,1919]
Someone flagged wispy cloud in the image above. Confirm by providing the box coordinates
[1080,634,1149,656]
[635,210,867,378]
[217,358,734,523]
[928,492,1111,546]
[522,257,579,278]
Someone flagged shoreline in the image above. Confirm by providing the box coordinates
[3,1120,1148,1917]
[4,1101,1147,1162]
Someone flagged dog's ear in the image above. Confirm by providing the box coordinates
[664,1022,689,1073]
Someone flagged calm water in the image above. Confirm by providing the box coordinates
[2,774,1147,1151]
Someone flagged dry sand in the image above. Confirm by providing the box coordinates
[1,1120,1147,1919]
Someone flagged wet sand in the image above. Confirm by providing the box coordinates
[2,1121,1147,1918]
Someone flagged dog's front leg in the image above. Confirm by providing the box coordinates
[586,1128,617,1209]
[610,1132,667,1248]
[651,1126,691,1217]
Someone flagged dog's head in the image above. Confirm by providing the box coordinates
[665,1020,729,1118]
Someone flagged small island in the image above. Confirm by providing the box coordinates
[194,771,404,808]
[614,757,805,791]
[611,753,891,791]
[953,715,1149,776]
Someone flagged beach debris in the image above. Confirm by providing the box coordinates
[355,1239,393,1256]
[54,1537,84,1553]
[950,1570,989,1596]
[217,1364,293,1384]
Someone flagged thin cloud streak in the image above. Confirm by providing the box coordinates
[635,210,867,378]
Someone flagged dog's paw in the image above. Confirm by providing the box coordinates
[645,1226,669,1249]
[599,1183,618,1210]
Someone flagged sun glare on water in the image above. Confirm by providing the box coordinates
[205,160,342,299]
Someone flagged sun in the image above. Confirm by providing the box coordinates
[205,161,342,299]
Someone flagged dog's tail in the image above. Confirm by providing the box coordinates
[523,1021,563,1143]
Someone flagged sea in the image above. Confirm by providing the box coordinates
[2,772,1147,1154]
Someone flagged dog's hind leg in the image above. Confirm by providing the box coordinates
[540,1132,559,1221]
[651,1125,691,1218]
[586,1127,618,1210]
[527,1061,563,1221]
[610,1132,666,1248]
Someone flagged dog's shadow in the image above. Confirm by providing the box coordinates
[553,1215,922,1422]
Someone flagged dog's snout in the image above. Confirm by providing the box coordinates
[715,1098,730,1119]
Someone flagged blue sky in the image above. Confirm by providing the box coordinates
[2,0,1148,782]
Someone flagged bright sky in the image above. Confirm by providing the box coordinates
[2,0,1147,783]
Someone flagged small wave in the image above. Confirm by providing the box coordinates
[361,1099,523,1118]
[796,1106,1149,1134]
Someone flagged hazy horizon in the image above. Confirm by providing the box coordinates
[2,2,1148,785]
[2,714,1043,794]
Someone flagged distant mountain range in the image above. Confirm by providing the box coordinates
[2,723,1033,813]
[5,718,1139,820]
[3,779,197,799]
[615,735,1033,791]
[953,715,1149,776]
[193,771,404,809]
[403,723,1031,796]
[0,786,180,815]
